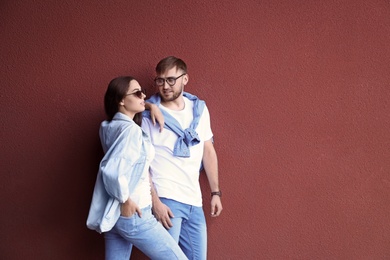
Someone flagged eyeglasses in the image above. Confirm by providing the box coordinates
[154,73,186,87]
[126,89,146,99]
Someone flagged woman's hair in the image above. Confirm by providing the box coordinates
[156,56,187,75]
[104,76,143,126]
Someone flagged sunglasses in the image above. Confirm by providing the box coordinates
[154,73,186,87]
[126,89,146,99]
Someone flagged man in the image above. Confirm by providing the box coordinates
[142,56,222,259]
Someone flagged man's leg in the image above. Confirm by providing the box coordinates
[168,216,184,242]
[179,206,207,260]
[159,198,210,258]
[159,198,188,242]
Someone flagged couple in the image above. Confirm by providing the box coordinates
[87,56,223,260]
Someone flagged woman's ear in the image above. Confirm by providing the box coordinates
[119,100,125,106]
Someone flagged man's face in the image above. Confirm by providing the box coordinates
[155,67,188,102]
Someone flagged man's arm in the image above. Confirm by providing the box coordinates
[202,139,223,217]
[145,102,164,132]
[149,174,174,228]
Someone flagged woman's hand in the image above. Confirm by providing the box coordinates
[121,198,142,217]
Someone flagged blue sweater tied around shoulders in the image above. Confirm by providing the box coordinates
[143,92,205,158]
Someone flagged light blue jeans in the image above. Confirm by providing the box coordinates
[160,198,207,260]
[104,205,187,260]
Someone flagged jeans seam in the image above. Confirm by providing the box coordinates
[181,221,195,260]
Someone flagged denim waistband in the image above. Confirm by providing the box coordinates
[141,205,152,212]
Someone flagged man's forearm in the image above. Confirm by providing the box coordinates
[203,141,220,192]
[149,175,161,204]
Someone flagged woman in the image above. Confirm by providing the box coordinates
[86,76,187,260]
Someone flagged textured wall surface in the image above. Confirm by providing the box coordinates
[1,0,390,259]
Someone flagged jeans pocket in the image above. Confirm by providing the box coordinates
[116,214,138,236]
[119,212,137,219]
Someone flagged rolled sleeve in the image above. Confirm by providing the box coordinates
[101,157,132,203]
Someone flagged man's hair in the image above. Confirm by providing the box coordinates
[156,56,187,74]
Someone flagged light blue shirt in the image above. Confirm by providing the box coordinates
[86,112,152,233]
[143,92,205,157]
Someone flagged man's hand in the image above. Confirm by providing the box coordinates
[121,198,142,217]
[210,195,223,217]
[148,103,165,132]
[152,199,174,229]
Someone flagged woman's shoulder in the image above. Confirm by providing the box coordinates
[101,117,141,140]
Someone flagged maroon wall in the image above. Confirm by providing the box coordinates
[1,1,390,259]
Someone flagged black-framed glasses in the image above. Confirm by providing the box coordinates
[126,89,146,99]
[154,73,186,87]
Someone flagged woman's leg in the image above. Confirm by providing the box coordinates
[135,218,187,260]
[115,206,187,260]
[104,229,133,260]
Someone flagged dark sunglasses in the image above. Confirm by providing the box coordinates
[126,89,146,99]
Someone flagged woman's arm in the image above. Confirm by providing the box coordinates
[101,125,142,203]
[145,102,164,132]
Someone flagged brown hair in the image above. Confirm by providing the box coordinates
[156,56,187,75]
[104,76,142,126]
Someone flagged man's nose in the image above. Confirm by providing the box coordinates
[163,80,170,88]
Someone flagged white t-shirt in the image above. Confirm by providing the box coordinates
[142,97,213,206]
[129,135,155,209]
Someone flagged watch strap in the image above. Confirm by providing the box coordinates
[211,191,222,197]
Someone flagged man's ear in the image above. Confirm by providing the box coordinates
[183,74,189,85]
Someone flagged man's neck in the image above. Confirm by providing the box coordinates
[161,95,185,111]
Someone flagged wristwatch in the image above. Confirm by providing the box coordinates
[211,191,222,197]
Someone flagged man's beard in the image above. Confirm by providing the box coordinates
[161,85,183,102]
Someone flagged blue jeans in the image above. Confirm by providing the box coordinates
[160,198,207,260]
[104,206,187,260]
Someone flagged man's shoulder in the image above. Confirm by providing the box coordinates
[183,92,207,106]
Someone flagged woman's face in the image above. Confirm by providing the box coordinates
[119,80,146,119]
